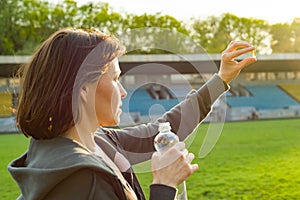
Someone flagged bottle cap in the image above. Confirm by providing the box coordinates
[158,122,171,132]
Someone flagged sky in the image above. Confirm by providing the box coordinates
[74,0,299,24]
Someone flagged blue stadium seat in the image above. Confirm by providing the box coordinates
[122,88,179,115]
[226,85,300,110]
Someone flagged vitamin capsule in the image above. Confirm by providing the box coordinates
[252,50,256,58]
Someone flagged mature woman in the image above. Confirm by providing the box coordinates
[8,27,256,200]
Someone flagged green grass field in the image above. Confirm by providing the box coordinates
[135,119,300,199]
[0,133,29,200]
[1,119,300,199]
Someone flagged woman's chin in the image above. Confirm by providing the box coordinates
[99,119,119,127]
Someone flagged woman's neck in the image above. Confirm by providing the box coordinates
[62,126,82,143]
[62,122,98,152]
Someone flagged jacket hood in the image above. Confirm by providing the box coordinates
[8,136,116,200]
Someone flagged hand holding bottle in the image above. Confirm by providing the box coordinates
[152,142,197,187]
[151,122,198,199]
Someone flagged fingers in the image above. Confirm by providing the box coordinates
[225,40,254,52]
[151,144,199,187]
[231,46,255,60]
[186,153,198,170]
[222,40,256,62]
[172,141,186,152]
[152,142,197,171]
[152,142,184,170]
[223,46,255,61]
[191,164,199,172]
[186,152,195,163]
[238,57,257,70]
[179,153,198,179]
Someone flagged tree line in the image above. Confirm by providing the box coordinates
[0,0,299,55]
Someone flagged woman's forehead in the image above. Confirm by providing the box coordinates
[110,59,121,73]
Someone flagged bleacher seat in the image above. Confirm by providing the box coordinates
[279,83,300,102]
[122,87,179,115]
[226,84,300,110]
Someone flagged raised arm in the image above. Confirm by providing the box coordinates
[111,73,228,164]
[111,41,257,165]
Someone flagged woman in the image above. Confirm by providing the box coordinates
[8,27,256,200]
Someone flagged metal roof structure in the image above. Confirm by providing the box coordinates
[1,53,300,77]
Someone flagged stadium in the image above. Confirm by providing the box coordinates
[1,53,299,129]
[118,53,300,124]
[1,53,300,199]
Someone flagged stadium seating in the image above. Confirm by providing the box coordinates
[122,87,180,116]
[279,83,300,102]
[122,83,299,122]
[226,84,300,110]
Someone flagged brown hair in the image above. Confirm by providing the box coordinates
[17,27,125,139]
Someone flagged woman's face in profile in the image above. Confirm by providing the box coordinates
[94,59,127,126]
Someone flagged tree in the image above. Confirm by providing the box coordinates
[291,19,300,52]
[1,0,294,55]
[192,15,224,53]
[120,13,200,54]
[77,2,124,34]
[0,0,55,55]
[0,0,24,54]
[270,23,293,53]
[192,13,271,54]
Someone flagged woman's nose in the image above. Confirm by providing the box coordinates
[119,82,127,98]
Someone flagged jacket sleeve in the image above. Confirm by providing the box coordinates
[149,184,177,200]
[45,169,127,200]
[113,74,229,164]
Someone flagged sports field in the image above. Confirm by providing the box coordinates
[1,119,300,199]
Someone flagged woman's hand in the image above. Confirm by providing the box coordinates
[151,142,198,188]
[218,40,257,84]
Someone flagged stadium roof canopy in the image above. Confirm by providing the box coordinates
[1,53,300,77]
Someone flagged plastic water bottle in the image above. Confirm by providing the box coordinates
[154,122,188,200]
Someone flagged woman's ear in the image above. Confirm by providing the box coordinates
[80,84,89,104]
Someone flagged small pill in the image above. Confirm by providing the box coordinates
[252,50,256,58]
